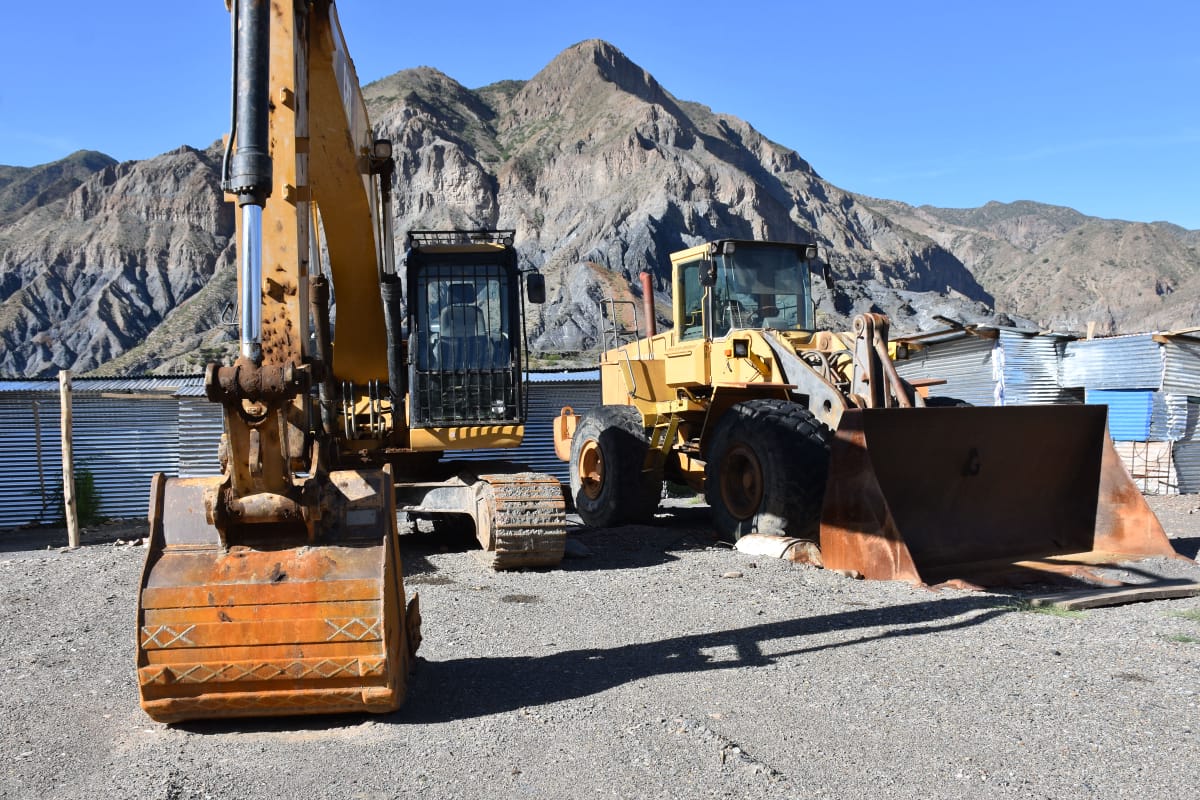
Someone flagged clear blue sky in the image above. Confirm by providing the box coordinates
[2,1,1196,228]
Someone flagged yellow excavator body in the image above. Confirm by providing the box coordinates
[137,0,560,723]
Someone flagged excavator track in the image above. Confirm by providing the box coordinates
[473,472,567,570]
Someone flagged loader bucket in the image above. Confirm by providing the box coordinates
[819,406,1181,586]
[136,469,420,723]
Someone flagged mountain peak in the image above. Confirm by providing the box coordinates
[529,39,672,109]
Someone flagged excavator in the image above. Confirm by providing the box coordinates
[136,0,564,722]
[554,239,1181,586]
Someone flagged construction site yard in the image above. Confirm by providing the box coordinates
[2,495,1199,800]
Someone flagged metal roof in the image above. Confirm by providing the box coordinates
[527,369,600,383]
[0,376,204,395]
[894,324,1073,348]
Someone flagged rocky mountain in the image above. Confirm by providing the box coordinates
[365,41,997,353]
[0,40,1194,377]
[0,145,236,376]
[857,197,1200,333]
[0,151,117,226]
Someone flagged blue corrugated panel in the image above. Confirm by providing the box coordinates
[1087,389,1153,441]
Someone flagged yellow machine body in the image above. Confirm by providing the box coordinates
[138,0,561,724]
[555,239,1182,586]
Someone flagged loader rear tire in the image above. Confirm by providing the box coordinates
[570,405,659,527]
[705,399,832,541]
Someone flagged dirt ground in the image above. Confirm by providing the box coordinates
[1,495,1198,799]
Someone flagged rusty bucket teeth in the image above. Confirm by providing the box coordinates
[819,406,1184,587]
[136,470,416,723]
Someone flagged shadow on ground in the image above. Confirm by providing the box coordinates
[396,594,1008,723]
[172,592,1008,734]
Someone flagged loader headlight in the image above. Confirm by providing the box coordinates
[732,339,749,358]
[492,399,507,417]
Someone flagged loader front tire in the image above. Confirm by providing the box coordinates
[705,399,832,541]
[570,405,659,528]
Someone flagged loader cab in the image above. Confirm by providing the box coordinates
[673,239,822,341]
[404,230,539,428]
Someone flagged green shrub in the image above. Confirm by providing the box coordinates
[49,465,106,527]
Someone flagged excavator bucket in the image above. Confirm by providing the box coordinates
[136,469,420,723]
[819,405,1182,586]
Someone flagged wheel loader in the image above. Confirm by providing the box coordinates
[137,0,564,723]
[553,238,1180,586]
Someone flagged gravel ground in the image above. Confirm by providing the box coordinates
[2,495,1198,800]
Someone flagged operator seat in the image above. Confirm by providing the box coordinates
[438,303,490,370]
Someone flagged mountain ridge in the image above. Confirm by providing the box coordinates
[0,40,1195,377]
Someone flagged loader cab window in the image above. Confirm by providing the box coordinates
[714,245,815,335]
[679,261,706,341]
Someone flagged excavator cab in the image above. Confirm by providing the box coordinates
[406,231,527,427]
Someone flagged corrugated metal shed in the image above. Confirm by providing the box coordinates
[73,396,178,517]
[993,331,1080,407]
[997,330,1078,405]
[894,333,999,406]
[1162,338,1200,396]
[178,397,224,477]
[1061,335,1164,390]
[0,396,62,528]
[1175,440,1200,493]
[1151,393,1191,442]
[893,329,1079,407]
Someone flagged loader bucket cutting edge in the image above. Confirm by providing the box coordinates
[818,406,1182,586]
[136,471,416,723]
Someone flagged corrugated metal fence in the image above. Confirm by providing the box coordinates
[6,336,1200,529]
[0,379,191,529]
[0,373,600,530]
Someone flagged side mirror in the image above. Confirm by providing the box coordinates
[525,272,546,304]
[699,258,717,287]
[823,262,835,292]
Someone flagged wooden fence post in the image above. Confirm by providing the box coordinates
[60,370,80,549]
